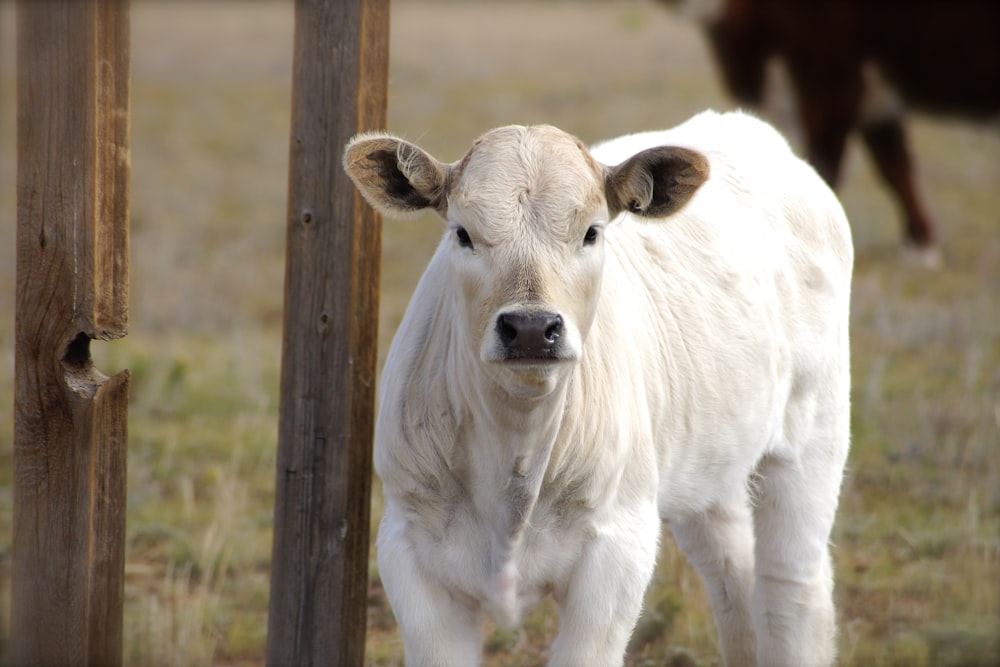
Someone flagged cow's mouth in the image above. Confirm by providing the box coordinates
[502,349,562,363]
[490,356,566,399]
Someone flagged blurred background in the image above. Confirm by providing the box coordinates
[0,2,997,665]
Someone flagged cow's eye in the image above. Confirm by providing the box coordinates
[455,227,474,249]
[583,225,600,246]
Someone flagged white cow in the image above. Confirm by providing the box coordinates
[343,110,853,667]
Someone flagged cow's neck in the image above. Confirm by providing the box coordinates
[457,361,571,545]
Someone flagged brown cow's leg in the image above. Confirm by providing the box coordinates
[859,117,936,248]
[787,66,861,192]
[797,95,854,190]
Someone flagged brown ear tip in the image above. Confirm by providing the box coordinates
[342,136,377,174]
[690,150,711,175]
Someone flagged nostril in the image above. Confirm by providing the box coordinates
[497,314,518,346]
[544,315,563,343]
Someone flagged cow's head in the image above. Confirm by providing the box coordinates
[344,126,708,397]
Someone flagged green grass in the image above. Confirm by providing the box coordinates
[1,3,999,666]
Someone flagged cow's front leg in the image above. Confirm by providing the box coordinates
[377,510,483,666]
[548,507,660,667]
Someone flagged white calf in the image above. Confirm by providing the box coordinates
[344,110,853,666]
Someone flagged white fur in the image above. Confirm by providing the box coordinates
[345,110,853,666]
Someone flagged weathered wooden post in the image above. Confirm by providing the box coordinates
[267,0,389,664]
[12,1,131,665]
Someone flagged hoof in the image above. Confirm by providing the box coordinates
[901,243,942,269]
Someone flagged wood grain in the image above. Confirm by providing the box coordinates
[13,1,131,665]
[266,1,389,665]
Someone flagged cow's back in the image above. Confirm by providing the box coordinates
[867,2,1000,114]
[733,0,1000,116]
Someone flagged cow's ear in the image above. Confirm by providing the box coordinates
[343,134,450,218]
[605,146,709,218]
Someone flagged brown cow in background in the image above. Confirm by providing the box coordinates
[668,0,1000,257]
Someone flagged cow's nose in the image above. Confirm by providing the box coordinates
[496,311,563,358]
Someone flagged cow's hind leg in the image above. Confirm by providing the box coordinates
[669,489,756,667]
[859,117,939,260]
[751,446,846,667]
[856,63,938,256]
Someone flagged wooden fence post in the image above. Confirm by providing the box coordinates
[12,1,131,665]
[267,0,389,665]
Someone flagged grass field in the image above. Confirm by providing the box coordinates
[1,2,998,665]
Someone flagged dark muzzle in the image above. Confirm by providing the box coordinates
[496,310,563,359]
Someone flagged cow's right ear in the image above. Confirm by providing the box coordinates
[343,133,450,219]
[605,146,709,219]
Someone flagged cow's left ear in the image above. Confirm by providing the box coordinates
[605,146,709,218]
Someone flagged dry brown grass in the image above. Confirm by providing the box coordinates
[1,2,997,666]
